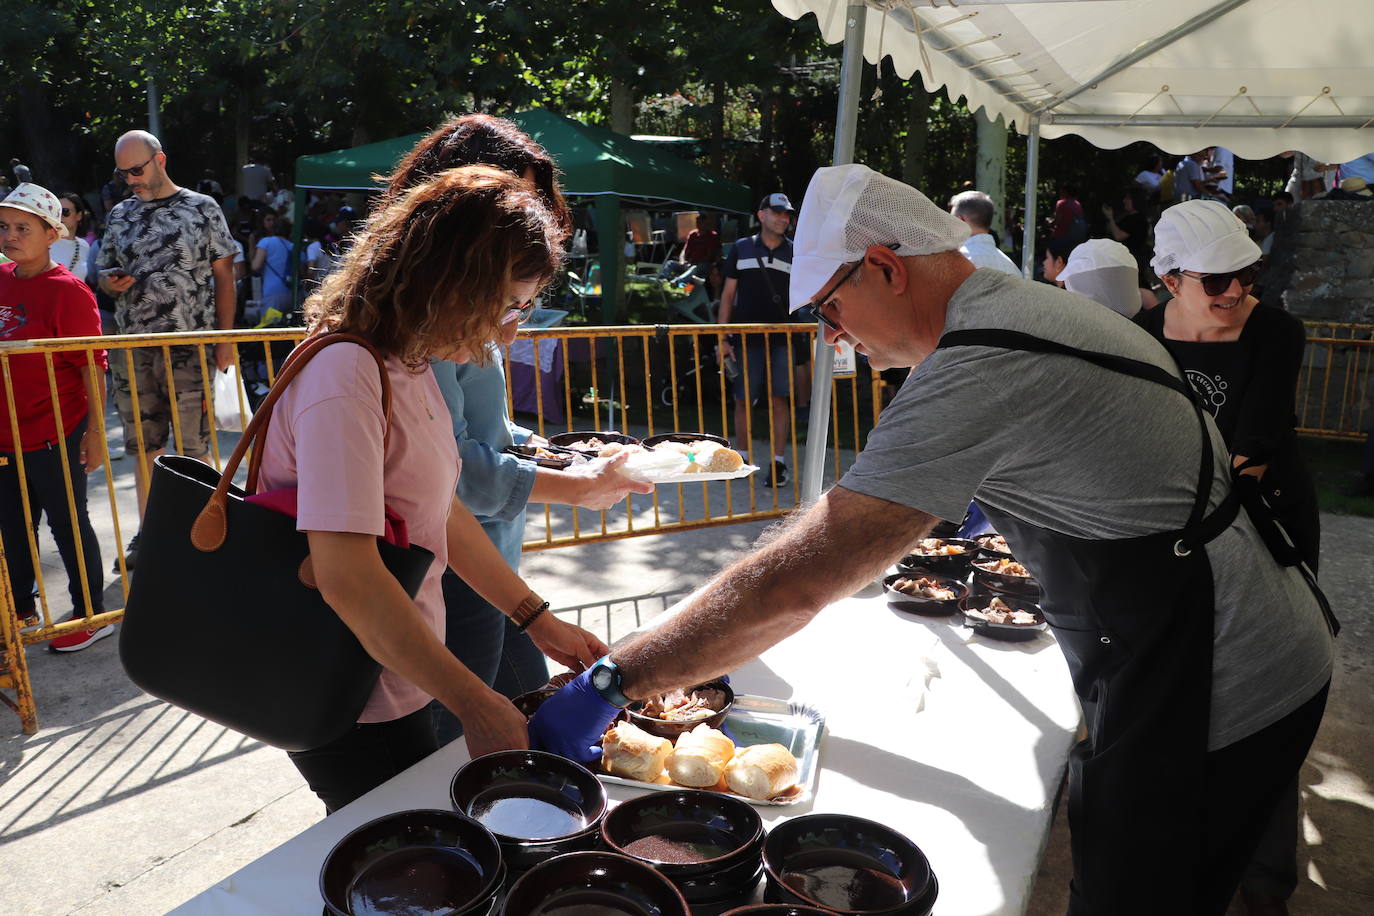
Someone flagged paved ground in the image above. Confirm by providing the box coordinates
[2,414,1371,914]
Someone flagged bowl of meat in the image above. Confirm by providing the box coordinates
[970,557,1040,598]
[958,595,1047,641]
[882,573,969,617]
[624,680,735,742]
[896,538,978,578]
[642,432,732,450]
[546,431,642,457]
[973,533,1015,559]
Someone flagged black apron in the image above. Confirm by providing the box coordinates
[936,329,1336,914]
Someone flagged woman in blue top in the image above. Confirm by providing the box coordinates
[251,216,294,320]
[385,115,653,744]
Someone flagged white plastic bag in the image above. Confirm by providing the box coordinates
[212,367,252,432]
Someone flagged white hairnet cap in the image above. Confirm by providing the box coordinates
[1151,199,1262,276]
[790,164,971,312]
[1061,239,1141,317]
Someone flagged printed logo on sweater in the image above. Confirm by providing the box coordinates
[0,303,27,338]
[1185,368,1227,415]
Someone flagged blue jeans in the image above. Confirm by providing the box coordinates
[430,569,549,746]
[1,418,104,617]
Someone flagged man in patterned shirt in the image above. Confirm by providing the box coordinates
[97,130,238,569]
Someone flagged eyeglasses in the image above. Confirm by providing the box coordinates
[503,300,538,325]
[1180,262,1261,296]
[113,155,156,181]
[796,243,901,333]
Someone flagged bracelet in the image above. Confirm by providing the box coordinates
[517,602,550,633]
[512,592,550,630]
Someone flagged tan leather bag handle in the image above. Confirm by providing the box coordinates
[191,332,393,552]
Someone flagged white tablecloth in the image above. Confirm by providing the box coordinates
[172,593,1080,916]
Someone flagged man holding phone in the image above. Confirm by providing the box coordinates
[97,130,238,570]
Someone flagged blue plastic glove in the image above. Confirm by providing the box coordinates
[528,669,622,765]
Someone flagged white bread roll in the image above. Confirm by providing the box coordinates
[707,447,744,473]
[666,724,735,788]
[601,721,672,782]
[724,743,799,800]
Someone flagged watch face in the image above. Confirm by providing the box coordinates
[592,667,614,691]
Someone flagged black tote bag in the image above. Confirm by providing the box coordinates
[119,333,435,751]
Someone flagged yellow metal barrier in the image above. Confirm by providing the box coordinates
[6,319,1365,733]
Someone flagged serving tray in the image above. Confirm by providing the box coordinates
[596,694,824,806]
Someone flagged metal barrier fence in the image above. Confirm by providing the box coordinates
[2,319,1370,734]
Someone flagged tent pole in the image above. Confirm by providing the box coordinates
[801,0,866,506]
[1020,116,1041,279]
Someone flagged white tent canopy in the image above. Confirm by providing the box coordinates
[774,0,1374,163]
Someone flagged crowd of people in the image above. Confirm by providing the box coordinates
[0,125,1365,914]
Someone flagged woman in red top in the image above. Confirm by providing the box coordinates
[0,183,109,651]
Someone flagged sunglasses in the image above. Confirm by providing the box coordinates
[61,208,73,217]
[796,242,901,333]
[1180,262,1261,297]
[113,154,156,181]
[503,300,538,325]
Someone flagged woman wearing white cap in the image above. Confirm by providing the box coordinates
[0,183,110,650]
[1140,199,1318,915]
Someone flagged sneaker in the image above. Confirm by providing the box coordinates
[113,533,139,574]
[48,618,114,653]
[765,458,790,488]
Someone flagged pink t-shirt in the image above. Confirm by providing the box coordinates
[256,341,459,723]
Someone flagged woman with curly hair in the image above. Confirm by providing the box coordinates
[388,114,653,747]
[256,164,609,813]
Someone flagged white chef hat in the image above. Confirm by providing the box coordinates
[1059,239,1141,318]
[1151,199,1261,276]
[790,164,971,312]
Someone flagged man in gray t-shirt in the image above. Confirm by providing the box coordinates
[529,164,1334,915]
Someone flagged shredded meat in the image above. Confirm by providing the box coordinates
[891,576,958,600]
[977,558,1031,577]
[642,687,725,722]
[914,538,967,556]
[966,597,1040,625]
[977,535,1012,554]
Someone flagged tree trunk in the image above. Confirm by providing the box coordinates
[610,77,635,134]
[902,74,929,188]
[15,81,74,192]
[709,78,727,173]
[975,109,1009,240]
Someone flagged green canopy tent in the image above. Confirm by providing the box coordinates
[291,109,753,322]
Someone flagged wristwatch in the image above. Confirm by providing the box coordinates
[588,655,632,708]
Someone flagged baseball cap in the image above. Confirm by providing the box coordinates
[334,205,357,222]
[1059,239,1141,317]
[789,164,970,312]
[0,183,69,238]
[1151,199,1260,276]
[759,192,795,212]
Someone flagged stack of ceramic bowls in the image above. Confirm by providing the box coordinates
[450,750,606,877]
[761,814,938,916]
[502,850,690,915]
[602,790,767,914]
[320,809,505,916]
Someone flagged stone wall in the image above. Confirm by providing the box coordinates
[1261,200,1374,324]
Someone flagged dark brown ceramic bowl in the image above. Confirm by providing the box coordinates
[970,558,1040,598]
[973,534,1015,559]
[602,790,765,878]
[761,814,932,915]
[501,850,690,916]
[896,538,978,578]
[624,679,735,741]
[928,518,963,539]
[882,572,970,617]
[764,871,938,916]
[547,430,642,454]
[722,906,834,916]
[958,595,1048,642]
[320,809,504,916]
[502,444,576,470]
[511,688,558,720]
[642,432,732,450]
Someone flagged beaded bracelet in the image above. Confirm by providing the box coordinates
[516,601,549,633]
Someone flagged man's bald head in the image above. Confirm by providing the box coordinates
[115,130,163,157]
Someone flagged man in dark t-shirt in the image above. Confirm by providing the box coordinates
[718,193,796,486]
